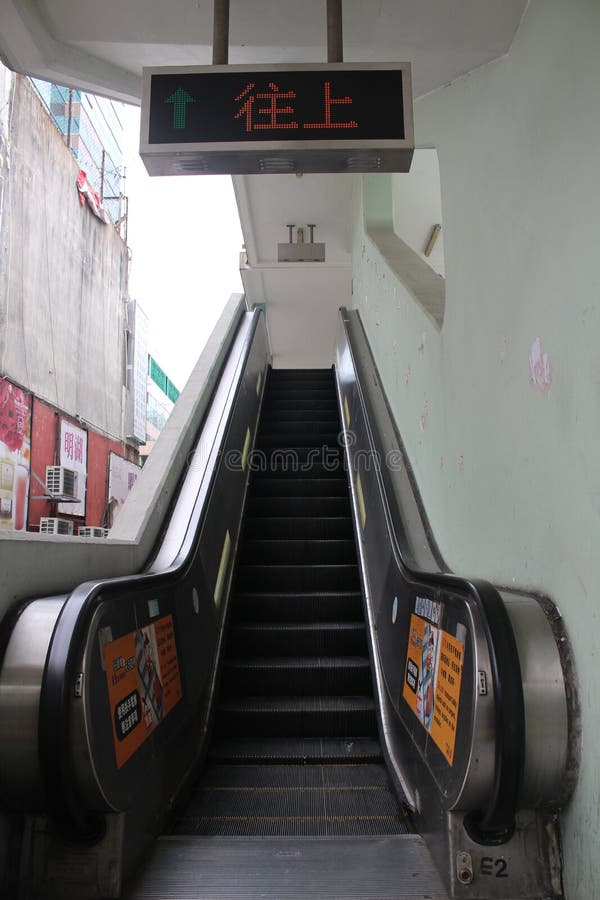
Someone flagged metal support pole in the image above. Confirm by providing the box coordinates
[100,149,106,201]
[327,0,343,63]
[66,88,73,149]
[213,0,230,65]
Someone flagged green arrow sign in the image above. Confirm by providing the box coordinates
[165,88,196,129]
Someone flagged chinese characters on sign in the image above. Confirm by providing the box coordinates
[147,67,407,145]
[103,614,183,769]
[59,419,87,516]
[304,81,358,130]
[142,64,414,174]
[402,613,464,765]
[62,429,85,465]
[232,80,358,133]
[235,82,298,131]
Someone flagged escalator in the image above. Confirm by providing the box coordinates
[171,367,409,839]
[123,366,440,900]
[0,307,577,900]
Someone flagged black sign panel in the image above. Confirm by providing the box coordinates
[148,68,406,146]
[141,64,413,174]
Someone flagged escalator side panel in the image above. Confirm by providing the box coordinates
[335,310,570,900]
[12,311,271,897]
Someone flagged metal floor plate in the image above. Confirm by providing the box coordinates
[123,834,449,899]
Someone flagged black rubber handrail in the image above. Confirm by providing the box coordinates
[463,580,524,844]
[38,309,262,839]
[339,307,525,844]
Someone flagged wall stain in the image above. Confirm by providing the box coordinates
[419,398,429,431]
[529,337,552,393]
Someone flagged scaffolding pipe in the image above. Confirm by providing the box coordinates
[66,88,73,149]
[100,149,106,201]
[213,0,230,65]
[327,0,343,63]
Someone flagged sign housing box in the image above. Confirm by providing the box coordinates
[140,63,414,176]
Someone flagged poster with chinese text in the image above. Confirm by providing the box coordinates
[58,419,87,516]
[403,613,464,766]
[103,614,183,769]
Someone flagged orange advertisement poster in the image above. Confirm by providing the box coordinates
[402,613,464,766]
[103,614,183,769]
[153,615,183,714]
[403,614,439,731]
[429,630,464,765]
[103,631,146,769]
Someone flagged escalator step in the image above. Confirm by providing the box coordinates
[267,384,334,394]
[215,695,377,739]
[255,445,343,463]
[230,592,364,623]
[251,462,345,480]
[174,764,407,837]
[246,496,351,517]
[259,421,341,436]
[261,409,339,423]
[198,763,393,789]
[253,457,344,479]
[250,478,348,497]
[208,737,383,765]
[227,622,367,656]
[240,539,357,566]
[269,368,333,379]
[172,815,406,838]
[243,517,353,540]
[266,383,334,393]
[221,657,372,696]
[236,564,360,593]
[257,433,341,448]
[265,392,338,409]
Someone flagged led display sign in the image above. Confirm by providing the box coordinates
[140,63,413,175]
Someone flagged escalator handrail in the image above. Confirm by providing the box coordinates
[338,307,524,843]
[38,309,263,839]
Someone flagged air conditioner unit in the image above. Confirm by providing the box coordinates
[39,517,74,536]
[45,466,78,500]
[78,526,109,538]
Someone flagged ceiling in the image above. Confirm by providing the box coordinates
[234,173,354,367]
[1,0,527,104]
[0,0,528,367]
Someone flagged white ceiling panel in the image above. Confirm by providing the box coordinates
[1,1,527,102]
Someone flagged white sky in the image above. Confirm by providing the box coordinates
[121,104,244,391]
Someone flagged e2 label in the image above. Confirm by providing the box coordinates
[480,857,508,878]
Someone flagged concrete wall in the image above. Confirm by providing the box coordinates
[351,1,599,896]
[393,150,445,278]
[0,70,128,441]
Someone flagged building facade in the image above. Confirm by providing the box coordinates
[0,65,141,535]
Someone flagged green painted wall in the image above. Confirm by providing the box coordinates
[351,1,600,896]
